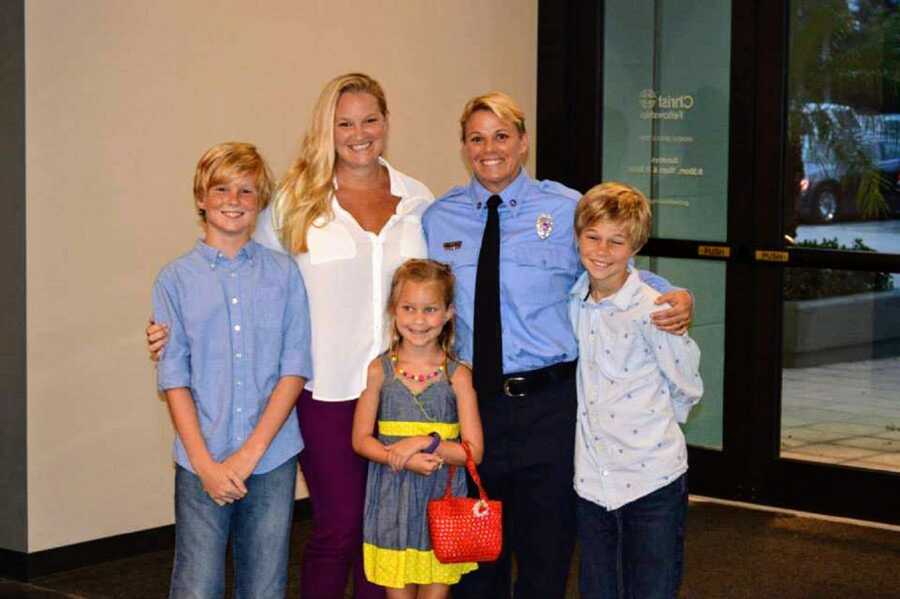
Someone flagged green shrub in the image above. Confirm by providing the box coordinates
[783,238,895,300]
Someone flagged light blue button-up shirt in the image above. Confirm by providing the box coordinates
[423,169,673,373]
[152,240,312,475]
[569,268,703,510]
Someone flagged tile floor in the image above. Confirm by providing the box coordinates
[781,356,900,472]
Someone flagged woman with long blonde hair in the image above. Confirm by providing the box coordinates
[265,72,434,599]
[149,73,433,599]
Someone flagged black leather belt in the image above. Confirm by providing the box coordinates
[502,361,577,397]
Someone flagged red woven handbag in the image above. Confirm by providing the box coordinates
[427,441,502,564]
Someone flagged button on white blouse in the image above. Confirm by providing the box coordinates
[254,159,434,401]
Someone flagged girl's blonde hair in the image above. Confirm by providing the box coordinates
[277,73,389,253]
[387,259,457,359]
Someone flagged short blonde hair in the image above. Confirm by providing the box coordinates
[459,91,526,141]
[574,182,652,251]
[193,142,274,221]
[278,73,389,253]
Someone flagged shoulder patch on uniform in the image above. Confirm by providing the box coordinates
[537,179,582,201]
[436,185,467,201]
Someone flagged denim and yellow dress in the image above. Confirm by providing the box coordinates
[362,353,477,589]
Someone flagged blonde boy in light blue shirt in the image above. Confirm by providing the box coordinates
[568,182,703,599]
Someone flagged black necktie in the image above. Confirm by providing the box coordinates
[473,194,503,396]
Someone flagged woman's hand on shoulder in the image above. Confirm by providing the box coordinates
[652,290,694,335]
[146,317,169,362]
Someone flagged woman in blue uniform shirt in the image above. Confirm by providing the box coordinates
[421,91,693,599]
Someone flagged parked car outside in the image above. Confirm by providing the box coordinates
[797,135,900,223]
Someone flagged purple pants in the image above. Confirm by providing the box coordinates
[297,389,384,599]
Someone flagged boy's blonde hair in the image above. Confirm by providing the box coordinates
[387,259,457,360]
[277,73,389,254]
[574,182,652,251]
[193,142,274,221]
[459,91,527,141]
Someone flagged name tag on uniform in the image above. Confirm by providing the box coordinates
[442,241,463,251]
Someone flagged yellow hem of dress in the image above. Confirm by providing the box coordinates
[363,543,477,589]
[378,420,460,439]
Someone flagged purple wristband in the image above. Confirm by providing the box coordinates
[423,432,441,454]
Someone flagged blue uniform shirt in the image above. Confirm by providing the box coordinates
[423,169,674,374]
[153,239,313,474]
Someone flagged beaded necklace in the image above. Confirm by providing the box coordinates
[390,354,445,383]
[390,354,447,422]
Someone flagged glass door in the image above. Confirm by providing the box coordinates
[537,0,900,523]
[600,0,732,456]
[761,0,900,521]
[780,0,900,476]
[538,0,742,500]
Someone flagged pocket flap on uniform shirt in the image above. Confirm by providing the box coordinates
[308,221,357,265]
[437,246,479,268]
[514,243,576,271]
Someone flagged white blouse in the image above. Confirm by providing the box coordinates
[253,159,434,401]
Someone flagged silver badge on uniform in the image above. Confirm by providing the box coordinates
[536,213,553,240]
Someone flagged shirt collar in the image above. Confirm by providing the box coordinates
[194,239,257,267]
[466,167,530,214]
[571,266,642,310]
[570,270,592,301]
[330,157,428,216]
[385,157,431,215]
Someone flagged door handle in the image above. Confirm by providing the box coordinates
[754,250,789,263]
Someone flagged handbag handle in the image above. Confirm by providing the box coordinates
[442,441,489,502]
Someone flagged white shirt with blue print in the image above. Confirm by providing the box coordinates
[568,267,703,511]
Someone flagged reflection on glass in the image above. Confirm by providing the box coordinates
[786,1,900,246]
[781,267,900,473]
[635,256,725,450]
[603,0,731,242]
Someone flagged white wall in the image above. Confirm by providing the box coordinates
[25,0,537,551]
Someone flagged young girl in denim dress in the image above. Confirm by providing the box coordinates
[352,259,484,598]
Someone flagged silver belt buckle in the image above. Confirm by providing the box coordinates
[503,376,527,398]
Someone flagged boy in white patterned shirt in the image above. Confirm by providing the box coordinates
[567,182,703,599]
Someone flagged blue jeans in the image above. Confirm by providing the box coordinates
[169,456,297,599]
[576,473,687,599]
